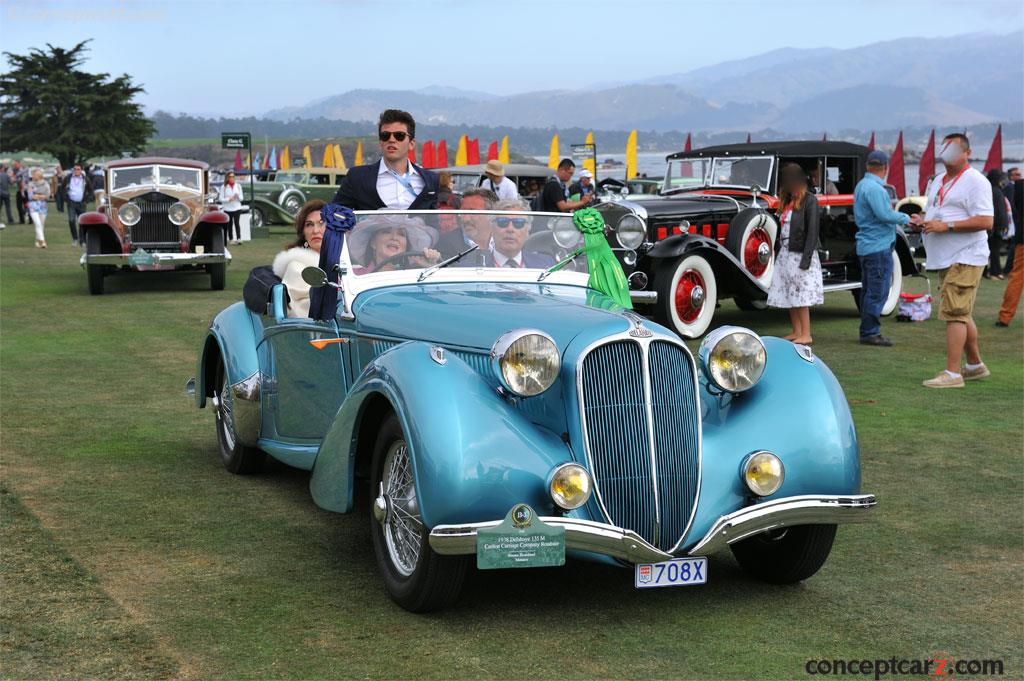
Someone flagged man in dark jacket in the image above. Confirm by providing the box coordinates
[1002,167,1020,272]
[332,109,439,211]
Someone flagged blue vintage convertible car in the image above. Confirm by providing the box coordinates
[191,209,875,611]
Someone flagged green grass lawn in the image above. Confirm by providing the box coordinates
[1,212,1022,680]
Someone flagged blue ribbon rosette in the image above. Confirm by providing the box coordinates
[309,203,356,321]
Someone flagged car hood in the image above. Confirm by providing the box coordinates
[352,282,633,351]
[627,195,749,217]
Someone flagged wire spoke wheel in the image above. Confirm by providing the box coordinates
[381,441,422,577]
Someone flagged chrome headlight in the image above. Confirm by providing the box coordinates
[168,202,191,226]
[118,202,141,226]
[615,214,646,250]
[549,463,592,510]
[742,450,784,496]
[490,330,560,397]
[698,326,766,393]
[553,218,582,249]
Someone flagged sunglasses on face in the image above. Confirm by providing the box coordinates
[379,131,410,142]
[495,217,528,229]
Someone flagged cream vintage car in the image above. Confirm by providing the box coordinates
[78,157,231,295]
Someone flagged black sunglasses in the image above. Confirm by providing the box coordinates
[379,131,410,142]
[495,217,528,229]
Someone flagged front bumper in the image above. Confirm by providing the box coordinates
[80,250,232,267]
[429,494,876,564]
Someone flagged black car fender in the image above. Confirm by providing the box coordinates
[646,234,768,299]
[894,228,919,275]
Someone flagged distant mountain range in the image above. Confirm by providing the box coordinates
[264,31,1022,133]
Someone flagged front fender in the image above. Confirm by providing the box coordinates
[684,337,861,548]
[648,235,767,298]
[195,302,262,409]
[310,342,572,528]
[78,212,122,252]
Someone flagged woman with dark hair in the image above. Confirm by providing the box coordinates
[348,215,439,275]
[983,168,1009,280]
[766,163,823,344]
[219,171,244,244]
[272,199,326,317]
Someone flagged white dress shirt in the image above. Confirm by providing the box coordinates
[492,250,524,267]
[376,158,425,209]
[484,176,519,201]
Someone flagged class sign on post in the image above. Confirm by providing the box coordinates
[221,133,250,150]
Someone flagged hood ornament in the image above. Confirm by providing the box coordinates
[624,311,653,338]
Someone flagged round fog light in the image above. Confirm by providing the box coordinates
[742,451,784,497]
[549,463,592,510]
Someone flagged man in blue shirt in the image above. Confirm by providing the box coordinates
[853,150,923,346]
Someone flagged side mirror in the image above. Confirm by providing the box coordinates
[302,266,328,288]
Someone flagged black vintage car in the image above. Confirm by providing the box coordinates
[593,141,918,338]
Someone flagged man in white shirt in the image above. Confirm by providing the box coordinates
[482,160,518,201]
[332,109,439,210]
[920,133,994,388]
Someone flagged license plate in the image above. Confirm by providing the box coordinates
[635,557,707,588]
[128,249,156,266]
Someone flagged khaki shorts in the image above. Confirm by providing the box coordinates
[937,264,983,322]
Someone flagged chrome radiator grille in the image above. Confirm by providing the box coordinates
[579,338,700,551]
[129,193,179,246]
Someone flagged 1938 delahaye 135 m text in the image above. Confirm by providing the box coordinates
[191,209,875,612]
[594,141,919,338]
[79,157,231,294]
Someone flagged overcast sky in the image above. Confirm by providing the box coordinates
[2,0,1021,117]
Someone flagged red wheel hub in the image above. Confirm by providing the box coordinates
[744,227,771,278]
[674,270,706,323]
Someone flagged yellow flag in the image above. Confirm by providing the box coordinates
[333,143,346,170]
[354,141,363,166]
[499,135,510,164]
[302,145,313,168]
[280,146,290,170]
[322,144,333,168]
[455,134,468,166]
[583,131,596,178]
[625,129,638,180]
[548,134,560,169]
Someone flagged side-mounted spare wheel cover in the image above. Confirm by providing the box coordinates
[725,207,778,287]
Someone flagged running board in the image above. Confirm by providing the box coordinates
[822,282,861,292]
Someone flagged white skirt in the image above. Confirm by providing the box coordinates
[767,250,824,308]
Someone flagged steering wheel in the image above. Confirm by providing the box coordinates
[370,251,421,272]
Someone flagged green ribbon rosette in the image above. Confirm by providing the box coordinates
[573,208,633,309]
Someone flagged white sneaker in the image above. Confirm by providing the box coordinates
[962,363,990,380]
[922,371,965,388]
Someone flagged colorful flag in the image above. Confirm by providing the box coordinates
[467,138,480,165]
[887,131,906,199]
[268,147,278,170]
[983,124,1003,173]
[918,130,935,195]
[253,152,262,170]
[822,132,828,142]
[233,150,243,171]
[548,134,560,169]
[455,135,468,166]
[583,131,596,179]
[867,132,875,151]
[322,145,333,167]
[408,145,417,165]
[497,135,509,163]
[280,146,290,170]
[422,140,436,169]
[333,143,346,169]
[684,132,692,152]
[302,145,313,168]
[486,141,498,161]
[625,129,638,180]
[436,139,448,167]
[746,133,752,144]
[354,141,363,166]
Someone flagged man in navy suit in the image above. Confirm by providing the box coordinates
[332,109,439,210]
[489,200,556,269]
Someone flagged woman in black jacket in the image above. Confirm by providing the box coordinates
[766,163,824,344]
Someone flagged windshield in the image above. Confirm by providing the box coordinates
[664,158,711,191]
[708,157,773,189]
[110,165,202,192]
[340,210,589,277]
[274,172,306,184]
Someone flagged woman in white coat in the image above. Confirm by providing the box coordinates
[272,199,325,317]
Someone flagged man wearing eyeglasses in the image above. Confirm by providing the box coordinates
[490,200,555,269]
[332,109,439,210]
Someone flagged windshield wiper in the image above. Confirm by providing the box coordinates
[537,248,584,282]
[417,244,479,282]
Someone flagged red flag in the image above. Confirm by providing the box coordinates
[467,138,480,165]
[421,141,436,169]
[684,132,692,152]
[918,130,936,196]
[867,131,875,151]
[437,139,449,167]
[486,141,498,161]
[233,150,242,171]
[822,132,828,142]
[746,133,752,144]
[408,145,417,164]
[887,131,906,199]
[983,124,1003,173]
